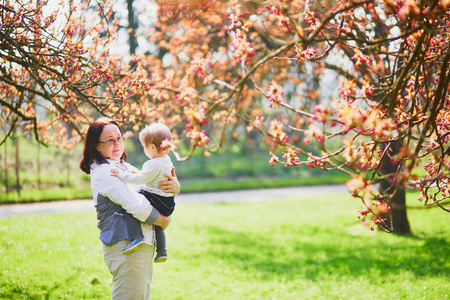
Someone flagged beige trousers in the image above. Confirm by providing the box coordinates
[102,240,155,300]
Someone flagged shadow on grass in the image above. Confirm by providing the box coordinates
[202,224,450,281]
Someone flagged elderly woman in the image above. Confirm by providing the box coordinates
[80,118,179,299]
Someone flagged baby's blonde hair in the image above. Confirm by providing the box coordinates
[139,123,172,151]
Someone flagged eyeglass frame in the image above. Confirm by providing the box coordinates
[98,135,124,146]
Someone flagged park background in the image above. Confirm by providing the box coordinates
[1,0,450,298]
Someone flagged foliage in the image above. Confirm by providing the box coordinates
[2,0,450,228]
[0,192,449,299]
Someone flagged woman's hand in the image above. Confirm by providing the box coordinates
[158,168,180,195]
[154,215,171,230]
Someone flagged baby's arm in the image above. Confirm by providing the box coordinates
[115,168,159,185]
[111,168,136,178]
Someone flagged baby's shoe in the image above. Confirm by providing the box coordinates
[123,239,143,255]
[154,250,167,263]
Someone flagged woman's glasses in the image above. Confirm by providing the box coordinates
[98,136,124,146]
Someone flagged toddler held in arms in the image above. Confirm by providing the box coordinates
[111,122,176,263]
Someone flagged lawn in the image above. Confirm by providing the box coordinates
[0,191,449,299]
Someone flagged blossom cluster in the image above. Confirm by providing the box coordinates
[361,79,375,97]
[382,0,420,20]
[267,80,284,108]
[337,102,397,140]
[351,49,373,71]
[230,29,256,63]
[160,139,178,154]
[295,46,317,63]
[282,147,301,166]
[188,57,212,80]
[311,104,332,124]
[303,125,324,144]
[176,87,200,106]
[227,0,243,30]
[266,4,291,32]
[186,126,210,147]
[246,116,265,133]
[339,78,357,101]
[267,120,289,145]
[303,10,320,30]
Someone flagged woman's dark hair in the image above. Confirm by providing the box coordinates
[79,118,127,174]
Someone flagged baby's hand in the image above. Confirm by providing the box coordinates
[111,169,119,177]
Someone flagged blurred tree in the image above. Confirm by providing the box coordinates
[1,0,450,232]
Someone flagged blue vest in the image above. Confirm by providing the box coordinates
[95,194,159,246]
[95,194,129,246]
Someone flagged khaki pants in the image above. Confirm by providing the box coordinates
[103,240,155,300]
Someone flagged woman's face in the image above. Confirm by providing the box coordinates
[96,124,124,162]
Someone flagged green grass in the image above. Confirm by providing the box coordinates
[0,191,449,299]
[0,187,93,204]
[0,172,347,204]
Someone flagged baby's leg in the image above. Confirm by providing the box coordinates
[154,225,167,263]
[123,212,144,255]
[124,211,143,241]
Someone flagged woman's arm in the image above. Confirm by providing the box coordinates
[158,168,180,195]
[99,181,171,229]
[99,182,160,224]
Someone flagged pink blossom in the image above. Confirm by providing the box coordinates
[305,125,324,144]
[282,147,300,166]
[303,10,320,29]
[230,29,255,63]
[339,78,357,101]
[295,46,317,63]
[397,0,420,20]
[267,120,289,145]
[269,151,280,166]
[188,57,210,79]
[187,126,210,147]
[160,139,177,154]
[267,80,284,108]
[351,48,373,70]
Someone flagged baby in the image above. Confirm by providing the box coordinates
[112,122,176,263]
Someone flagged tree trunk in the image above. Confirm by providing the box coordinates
[3,141,8,192]
[65,150,71,187]
[14,134,21,195]
[37,143,41,189]
[379,141,411,235]
[127,0,138,56]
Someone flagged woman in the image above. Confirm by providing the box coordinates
[80,117,180,299]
